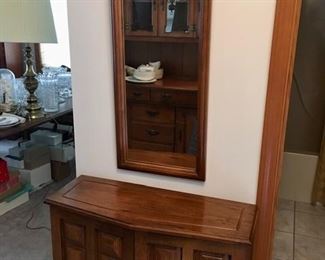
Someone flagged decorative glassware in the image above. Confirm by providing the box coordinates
[13,77,29,116]
[57,71,72,99]
[40,66,72,100]
[0,69,16,112]
[38,69,59,113]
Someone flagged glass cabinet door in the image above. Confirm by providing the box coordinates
[158,0,197,38]
[124,0,158,36]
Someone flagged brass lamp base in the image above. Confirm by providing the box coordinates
[26,107,44,120]
[23,45,44,120]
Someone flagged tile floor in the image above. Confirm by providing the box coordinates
[0,175,75,260]
[273,199,325,260]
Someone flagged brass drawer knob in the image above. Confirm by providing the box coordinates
[146,110,159,117]
[133,92,142,97]
[162,93,172,100]
[146,129,160,136]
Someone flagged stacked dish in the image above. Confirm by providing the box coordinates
[125,61,164,84]
[0,115,21,128]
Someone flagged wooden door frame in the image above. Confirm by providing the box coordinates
[253,0,302,259]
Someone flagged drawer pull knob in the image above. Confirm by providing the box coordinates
[146,129,160,136]
[162,93,172,99]
[146,110,159,117]
[133,92,142,97]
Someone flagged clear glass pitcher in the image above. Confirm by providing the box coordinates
[38,72,59,113]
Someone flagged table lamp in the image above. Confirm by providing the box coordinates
[0,0,57,119]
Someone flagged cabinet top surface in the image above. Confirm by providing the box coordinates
[46,175,256,245]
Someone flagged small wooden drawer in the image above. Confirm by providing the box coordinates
[128,104,175,124]
[193,251,231,260]
[129,122,174,144]
[151,89,197,107]
[129,140,174,152]
[127,85,150,102]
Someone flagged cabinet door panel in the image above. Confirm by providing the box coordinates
[64,245,86,260]
[135,232,185,260]
[148,244,182,260]
[95,222,134,260]
[60,216,88,260]
[124,0,158,36]
[62,222,85,246]
[51,207,134,260]
[158,0,197,38]
[97,231,122,258]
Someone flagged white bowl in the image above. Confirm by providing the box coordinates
[125,65,136,76]
[149,61,161,70]
[133,67,156,81]
[155,68,164,80]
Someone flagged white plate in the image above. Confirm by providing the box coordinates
[0,121,20,128]
[125,76,157,84]
[0,116,19,126]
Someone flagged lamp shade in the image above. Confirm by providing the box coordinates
[0,0,57,43]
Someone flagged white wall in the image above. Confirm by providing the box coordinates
[67,0,276,204]
[279,152,318,203]
[41,0,70,67]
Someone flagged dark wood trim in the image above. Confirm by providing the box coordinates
[34,43,43,73]
[111,0,211,180]
[2,43,24,77]
[0,43,6,67]
[253,1,302,260]
[197,0,211,179]
[111,0,129,173]
[0,43,42,75]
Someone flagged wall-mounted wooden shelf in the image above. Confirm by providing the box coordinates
[126,78,198,91]
[125,36,199,44]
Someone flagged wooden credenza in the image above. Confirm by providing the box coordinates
[46,176,257,260]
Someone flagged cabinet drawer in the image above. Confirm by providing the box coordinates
[193,251,231,260]
[151,89,197,107]
[127,85,150,102]
[129,140,174,152]
[128,104,175,124]
[129,122,174,144]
